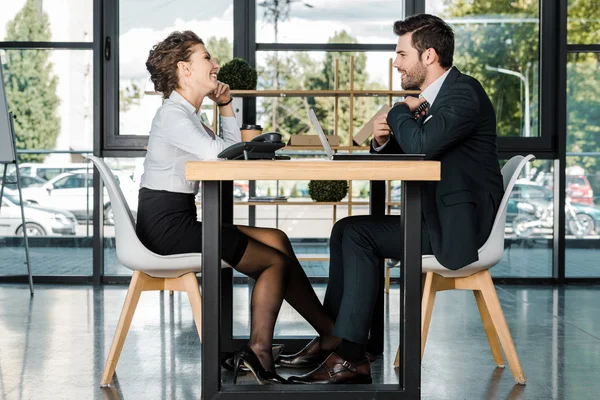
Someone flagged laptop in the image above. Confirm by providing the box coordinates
[308,109,424,161]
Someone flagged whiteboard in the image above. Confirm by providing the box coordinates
[0,66,16,163]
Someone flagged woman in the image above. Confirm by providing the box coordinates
[137,31,337,384]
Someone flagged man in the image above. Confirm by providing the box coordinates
[282,14,504,384]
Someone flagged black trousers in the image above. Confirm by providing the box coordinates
[323,215,433,344]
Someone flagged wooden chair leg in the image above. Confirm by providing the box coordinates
[394,346,401,368]
[100,271,146,386]
[182,272,203,342]
[385,267,391,294]
[478,271,526,385]
[473,290,505,367]
[421,272,438,359]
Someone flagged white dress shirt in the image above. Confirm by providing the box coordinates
[375,67,454,151]
[140,90,241,194]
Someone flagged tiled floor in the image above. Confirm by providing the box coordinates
[0,283,599,399]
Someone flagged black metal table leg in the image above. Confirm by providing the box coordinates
[220,181,236,354]
[400,180,422,397]
[368,180,386,355]
[202,180,222,399]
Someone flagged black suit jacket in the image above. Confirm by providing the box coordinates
[373,67,504,270]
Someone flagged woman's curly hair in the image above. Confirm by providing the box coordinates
[146,31,204,99]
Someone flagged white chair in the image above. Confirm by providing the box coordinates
[86,156,231,387]
[389,155,533,385]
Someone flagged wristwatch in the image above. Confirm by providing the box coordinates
[217,96,233,107]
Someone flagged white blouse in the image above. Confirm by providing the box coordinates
[140,90,241,194]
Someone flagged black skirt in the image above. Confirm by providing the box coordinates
[135,187,249,266]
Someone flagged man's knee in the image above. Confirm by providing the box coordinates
[331,216,362,243]
[342,222,372,249]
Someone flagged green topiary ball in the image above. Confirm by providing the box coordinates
[308,180,348,202]
[217,58,257,90]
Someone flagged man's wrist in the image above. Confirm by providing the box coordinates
[217,96,233,107]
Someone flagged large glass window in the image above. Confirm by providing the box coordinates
[1,49,93,152]
[566,53,600,277]
[256,0,402,44]
[118,0,234,136]
[426,0,540,138]
[492,159,553,278]
[256,50,397,145]
[0,0,94,277]
[0,0,93,42]
[567,0,600,45]
[0,153,94,277]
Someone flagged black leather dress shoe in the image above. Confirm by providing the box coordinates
[276,337,329,369]
[287,352,372,384]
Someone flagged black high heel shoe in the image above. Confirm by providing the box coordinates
[223,344,285,372]
[233,345,289,385]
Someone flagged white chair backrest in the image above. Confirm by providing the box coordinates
[86,156,154,270]
[477,154,535,265]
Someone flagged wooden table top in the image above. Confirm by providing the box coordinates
[186,159,440,181]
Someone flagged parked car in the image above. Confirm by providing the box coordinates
[0,192,77,236]
[17,163,91,181]
[20,169,138,225]
[0,174,47,191]
[566,175,594,206]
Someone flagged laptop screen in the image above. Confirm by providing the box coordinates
[308,108,334,160]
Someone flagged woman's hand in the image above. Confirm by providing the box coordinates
[208,81,231,105]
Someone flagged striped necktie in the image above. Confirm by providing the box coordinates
[413,100,431,119]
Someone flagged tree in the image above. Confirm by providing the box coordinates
[564,1,600,173]
[2,0,60,162]
[206,36,233,66]
[443,0,539,138]
[257,31,386,145]
[310,31,387,145]
[443,0,600,178]
[120,82,142,112]
[258,1,312,130]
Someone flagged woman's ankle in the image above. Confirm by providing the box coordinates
[248,342,275,371]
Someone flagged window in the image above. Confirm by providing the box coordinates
[109,0,234,146]
[567,0,600,45]
[426,0,540,138]
[0,0,93,42]
[493,159,553,278]
[566,52,600,277]
[256,0,402,44]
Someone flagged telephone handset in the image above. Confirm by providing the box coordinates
[217,132,288,160]
[250,132,282,143]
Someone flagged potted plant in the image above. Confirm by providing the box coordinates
[217,57,257,90]
[217,58,257,128]
[308,180,348,202]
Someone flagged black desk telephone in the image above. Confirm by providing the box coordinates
[217,132,289,160]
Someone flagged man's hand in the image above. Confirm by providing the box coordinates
[402,96,428,112]
[373,111,391,147]
[208,81,231,104]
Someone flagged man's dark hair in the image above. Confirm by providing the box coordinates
[393,14,454,69]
